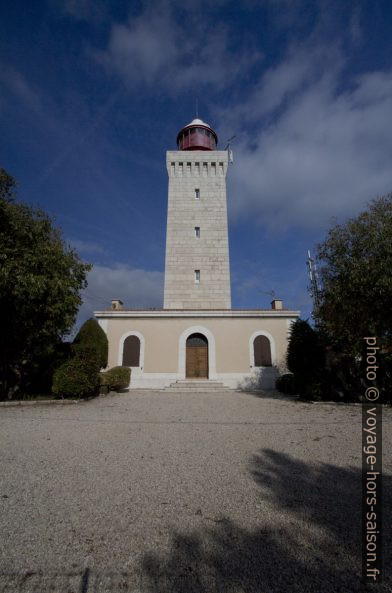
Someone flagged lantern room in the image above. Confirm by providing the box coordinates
[177,118,218,151]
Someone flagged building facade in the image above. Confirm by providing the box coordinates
[95,117,299,389]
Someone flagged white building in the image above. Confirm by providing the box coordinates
[95,117,299,389]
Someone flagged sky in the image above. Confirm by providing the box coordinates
[1,0,392,330]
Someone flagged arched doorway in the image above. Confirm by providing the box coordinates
[122,335,141,367]
[253,335,272,367]
[186,333,209,378]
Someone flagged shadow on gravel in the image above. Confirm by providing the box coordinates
[141,449,390,593]
[239,389,299,402]
[0,567,142,593]
[1,452,389,592]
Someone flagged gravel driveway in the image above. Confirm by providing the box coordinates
[0,390,390,592]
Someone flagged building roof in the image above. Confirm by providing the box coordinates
[94,308,300,318]
[184,118,211,128]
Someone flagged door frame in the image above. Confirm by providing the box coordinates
[186,335,209,379]
[178,326,216,380]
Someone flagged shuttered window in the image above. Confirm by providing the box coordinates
[123,335,141,366]
[253,335,272,367]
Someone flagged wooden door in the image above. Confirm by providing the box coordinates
[186,334,208,378]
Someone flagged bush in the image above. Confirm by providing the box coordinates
[378,352,392,405]
[275,373,298,395]
[23,341,72,396]
[100,366,131,391]
[52,352,100,399]
[285,319,327,400]
[322,353,364,402]
[73,318,108,369]
[287,319,325,378]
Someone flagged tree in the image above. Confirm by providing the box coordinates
[0,168,16,201]
[287,320,325,378]
[0,168,91,399]
[315,194,392,356]
[73,318,108,369]
[50,319,108,400]
[286,319,325,399]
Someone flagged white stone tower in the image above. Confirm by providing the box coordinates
[164,118,231,309]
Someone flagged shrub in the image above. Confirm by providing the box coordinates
[322,352,364,402]
[287,319,325,378]
[52,352,100,399]
[73,318,108,369]
[23,341,72,396]
[275,373,298,395]
[100,366,131,391]
[378,352,392,405]
[285,319,327,400]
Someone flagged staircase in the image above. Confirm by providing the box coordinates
[164,380,229,393]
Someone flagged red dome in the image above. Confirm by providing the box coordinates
[177,118,218,151]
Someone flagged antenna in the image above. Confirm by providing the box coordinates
[307,249,320,312]
[261,290,276,301]
[224,135,236,150]
[225,135,236,164]
[195,98,199,118]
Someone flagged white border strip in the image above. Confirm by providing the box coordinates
[95,310,300,319]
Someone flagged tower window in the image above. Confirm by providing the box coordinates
[195,189,200,199]
[195,226,200,238]
[194,270,200,283]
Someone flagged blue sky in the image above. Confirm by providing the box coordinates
[1,0,392,328]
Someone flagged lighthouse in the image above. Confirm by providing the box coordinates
[164,118,231,309]
[95,116,300,389]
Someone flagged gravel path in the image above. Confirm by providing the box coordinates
[0,390,390,592]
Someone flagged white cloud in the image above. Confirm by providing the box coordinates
[97,5,261,92]
[223,45,342,123]
[73,263,163,332]
[78,264,164,321]
[223,46,392,230]
[349,5,362,45]
[68,239,106,255]
[0,66,41,113]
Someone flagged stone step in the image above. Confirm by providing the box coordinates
[168,381,225,386]
[164,380,229,392]
[163,390,229,394]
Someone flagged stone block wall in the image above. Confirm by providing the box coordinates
[163,150,231,309]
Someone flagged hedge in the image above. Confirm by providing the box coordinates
[100,366,131,391]
[52,352,100,399]
[73,318,108,369]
